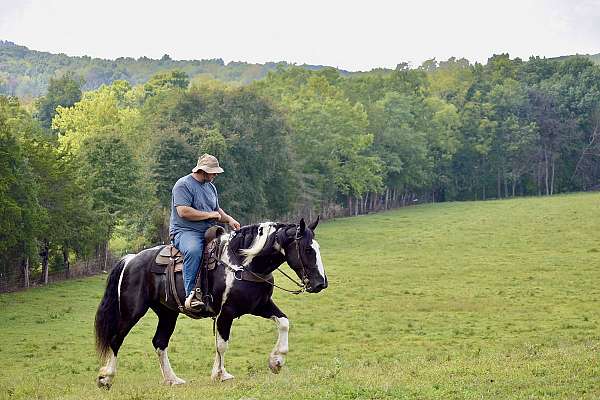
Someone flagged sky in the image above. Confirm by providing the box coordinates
[1,0,599,71]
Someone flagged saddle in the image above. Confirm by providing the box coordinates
[153,225,226,272]
[153,225,226,318]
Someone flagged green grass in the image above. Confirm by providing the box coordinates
[1,193,600,399]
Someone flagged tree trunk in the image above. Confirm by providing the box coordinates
[544,146,550,195]
[550,157,555,195]
[22,257,30,288]
[384,188,389,210]
[40,239,49,285]
[370,192,376,212]
[537,161,542,196]
[104,241,109,272]
[497,170,502,199]
[63,247,70,279]
[347,196,353,217]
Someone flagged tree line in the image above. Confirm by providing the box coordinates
[0,41,349,98]
[2,53,600,288]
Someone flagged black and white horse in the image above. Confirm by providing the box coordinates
[94,217,327,388]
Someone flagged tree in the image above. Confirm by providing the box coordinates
[143,70,190,99]
[0,96,46,286]
[35,72,82,129]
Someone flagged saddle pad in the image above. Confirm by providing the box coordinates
[151,261,182,274]
[153,237,223,274]
[155,244,183,265]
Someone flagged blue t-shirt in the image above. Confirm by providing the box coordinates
[169,174,220,235]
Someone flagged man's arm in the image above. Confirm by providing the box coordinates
[218,208,241,230]
[176,206,221,221]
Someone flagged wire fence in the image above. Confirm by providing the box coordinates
[0,253,117,293]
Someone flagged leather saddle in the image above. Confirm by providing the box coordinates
[153,225,226,273]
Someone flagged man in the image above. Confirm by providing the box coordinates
[169,153,240,311]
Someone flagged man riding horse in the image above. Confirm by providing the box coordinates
[95,154,327,388]
[169,153,240,312]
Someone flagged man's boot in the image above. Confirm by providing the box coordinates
[184,290,205,311]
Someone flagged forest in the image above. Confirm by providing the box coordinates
[2,46,600,289]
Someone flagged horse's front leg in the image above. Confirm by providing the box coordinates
[152,307,185,385]
[255,300,289,374]
[211,310,235,382]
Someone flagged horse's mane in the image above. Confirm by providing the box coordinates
[228,222,286,266]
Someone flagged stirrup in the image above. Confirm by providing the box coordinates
[184,292,205,311]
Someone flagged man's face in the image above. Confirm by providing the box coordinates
[205,172,217,182]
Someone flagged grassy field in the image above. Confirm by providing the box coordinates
[1,193,600,399]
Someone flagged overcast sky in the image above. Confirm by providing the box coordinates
[1,0,599,71]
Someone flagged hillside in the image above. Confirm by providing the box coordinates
[1,193,599,399]
[2,40,600,99]
[0,40,349,98]
[550,52,600,64]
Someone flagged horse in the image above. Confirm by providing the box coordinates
[94,217,327,388]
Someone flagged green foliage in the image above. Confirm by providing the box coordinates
[0,96,106,283]
[143,70,190,99]
[0,41,347,98]
[34,72,82,129]
[5,49,600,280]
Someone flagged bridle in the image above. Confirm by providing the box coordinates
[240,225,309,295]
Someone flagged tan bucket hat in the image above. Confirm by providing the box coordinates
[192,153,224,174]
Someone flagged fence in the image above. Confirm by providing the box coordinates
[0,253,116,293]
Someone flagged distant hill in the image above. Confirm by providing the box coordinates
[550,53,600,65]
[0,40,349,98]
[2,40,599,99]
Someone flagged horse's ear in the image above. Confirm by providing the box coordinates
[308,215,320,231]
[299,218,306,235]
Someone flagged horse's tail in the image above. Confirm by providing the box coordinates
[94,256,127,361]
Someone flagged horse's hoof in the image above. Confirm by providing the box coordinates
[96,376,112,390]
[212,371,235,382]
[221,372,235,381]
[269,355,284,374]
[164,377,186,386]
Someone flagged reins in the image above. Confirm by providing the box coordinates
[229,226,308,295]
[244,268,305,295]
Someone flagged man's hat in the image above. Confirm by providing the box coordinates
[192,153,224,174]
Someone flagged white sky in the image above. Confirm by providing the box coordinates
[1,0,599,71]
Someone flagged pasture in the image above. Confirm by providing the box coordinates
[1,193,599,399]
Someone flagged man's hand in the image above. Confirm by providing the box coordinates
[228,218,241,230]
[210,211,222,221]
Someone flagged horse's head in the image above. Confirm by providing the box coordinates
[278,217,328,293]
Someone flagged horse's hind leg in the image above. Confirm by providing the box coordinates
[97,301,149,388]
[151,306,185,385]
[254,300,289,374]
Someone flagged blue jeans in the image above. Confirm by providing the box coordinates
[173,230,205,296]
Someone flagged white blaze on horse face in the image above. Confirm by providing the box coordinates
[118,254,136,312]
[239,222,277,266]
[311,240,326,280]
